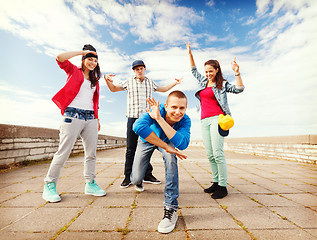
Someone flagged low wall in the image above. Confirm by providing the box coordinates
[0,124,126,167]
[190,135,317,164]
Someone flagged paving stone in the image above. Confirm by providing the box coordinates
[135,192,165,207]
[0,231,55,240]
[251,229,317,240]
[247,193,301,207]
[93,192,135,207]
[125,230,186,239]
[179,193,218,207]
[0,208,33,229]
[68,207,130,231]
[181,207,239,230]
[269,206,317,228]
[5,208,81,232]
[2,192,46,207]
[228,206,297,229]
[231,184,274,194]
[281,193,317,206]
[188,229,251,240]
[56,231,123,239]
[215,193,261,208]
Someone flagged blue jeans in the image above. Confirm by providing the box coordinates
[201,116,227,187]
[131,140,179,210]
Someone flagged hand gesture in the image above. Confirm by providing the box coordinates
[146,97,161,121]
[165,144,187,160]
[186,42,192,55]
[104,74,116,83]
[231,57,240,74]
[175,78,183,85]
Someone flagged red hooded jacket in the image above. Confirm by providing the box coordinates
[52,59,99,118]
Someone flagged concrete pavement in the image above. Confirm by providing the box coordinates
[0,146,316,240]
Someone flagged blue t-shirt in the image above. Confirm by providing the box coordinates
[132,104,191,150]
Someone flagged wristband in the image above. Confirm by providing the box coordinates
[235,72,240,76]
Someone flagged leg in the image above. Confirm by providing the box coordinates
[130,140,156,185]
[158,142,179,209]
[44,117,84,183]
[80,118,98,183]
[124,118,139,177]
[209,117,227,187]
[201,117,219,184]
[157,142,179,234]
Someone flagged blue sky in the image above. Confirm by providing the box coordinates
[0,0,316,140]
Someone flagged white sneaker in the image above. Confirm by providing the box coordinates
[158,206,178,234]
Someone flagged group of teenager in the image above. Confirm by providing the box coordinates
[42,43,244,234]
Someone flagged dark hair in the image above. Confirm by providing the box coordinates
[81,60,101,88]
[167,90,187,104]
[204,60,225,90]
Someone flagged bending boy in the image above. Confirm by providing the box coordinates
[131,90,191,234]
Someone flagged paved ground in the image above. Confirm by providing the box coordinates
[0,146,316,240]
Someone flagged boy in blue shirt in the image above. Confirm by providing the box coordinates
[131,90,191,234]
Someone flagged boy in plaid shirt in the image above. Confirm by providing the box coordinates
[104,60,181,189]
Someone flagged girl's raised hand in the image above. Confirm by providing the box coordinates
[231,57,240,73]
[186,42,192,55]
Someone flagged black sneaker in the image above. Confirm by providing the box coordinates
[204,182,218,193]
[135,183,144,192]
[143,174,161,184]
[120,176,131,189]
[211,186,228,199]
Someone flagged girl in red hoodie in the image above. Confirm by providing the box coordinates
[42,44,106,202]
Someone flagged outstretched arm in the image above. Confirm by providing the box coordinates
[186,42,196,67]
[104,74,123,92]
[56,50,96,62]
[144,132,187,160]
[230,57,244,88]
[157,78,182,92]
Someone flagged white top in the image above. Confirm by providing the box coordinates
[68,78,96,110]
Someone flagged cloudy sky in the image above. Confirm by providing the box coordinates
[0,0,316,140]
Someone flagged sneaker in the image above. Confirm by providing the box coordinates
[204,182,218,193]
[158,206,178,234]
[135,183,144,192]
[120,176,131,189]
[211,185,228,199]
[143,174,161,184]
[42,182,61,203]
[85,180,106,197]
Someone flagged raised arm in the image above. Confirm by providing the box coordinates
[186,42,196,67]
[104,74,123,92]
[157,78,182,92]
[56,50,96,62]
[230,57,244,88]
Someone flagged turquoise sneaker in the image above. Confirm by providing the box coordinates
[42,182,61,203]
[85,180,106,196]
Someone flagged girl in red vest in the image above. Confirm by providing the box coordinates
[42,44,106,202]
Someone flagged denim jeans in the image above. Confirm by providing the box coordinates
[125,118,153,177]
[201,116,227,187]
[131,140,179,210]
